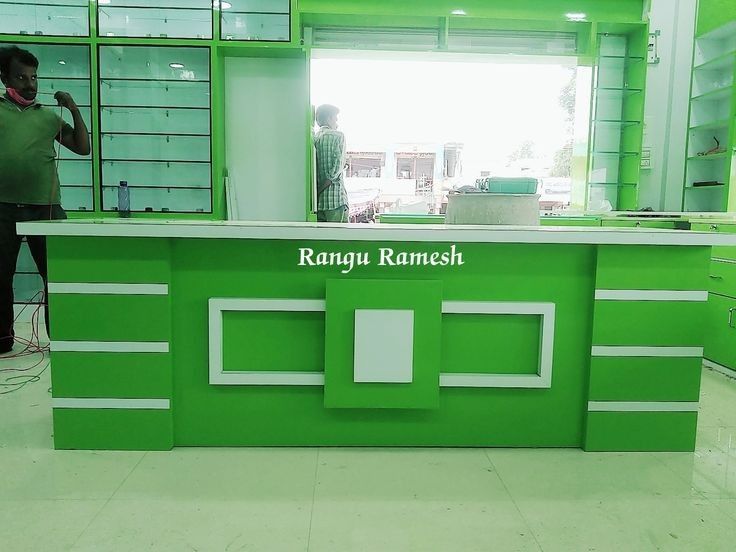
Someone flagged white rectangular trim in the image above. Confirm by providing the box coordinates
[592,346,704,358]
[52,398,170,410]
[588,401,699,412]
[209,298,326,386]
[594,290,708,302]
[440,301,555,388]
[51,341,170,353]
[48,283,169,295]
[713,258,736,265]
[15,220,736,247]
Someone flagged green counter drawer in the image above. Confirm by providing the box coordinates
[705,293,736,370]
[691,222,736,260]
[708,259,736,297]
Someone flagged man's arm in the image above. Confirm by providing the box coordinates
[54,91,90,156]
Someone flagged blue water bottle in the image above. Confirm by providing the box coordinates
[118,180,130,218]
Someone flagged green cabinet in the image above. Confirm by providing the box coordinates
[705,292,736,370]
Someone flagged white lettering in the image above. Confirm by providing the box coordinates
[379,248,395,265]
[429,252,440,266]
[450,244,464,266]
[298,248,315,266]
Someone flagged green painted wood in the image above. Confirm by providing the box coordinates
[378,214,445,224]
[690,222,736,260]
[51,353,172,398]
[601,220,685,229]
[696,0,736,36]
[53,409,173,450]
[324,279,442,409]
[595,246,711,290]
[592,300,706,347]
[48,295,171,342]
[588,357,702,401]
[222,311,325,373]
[708,259,736,297]
[47,237,171,283]
[704,293,736,370]
[441,313,540,375]
[540,217,602,227]
[584,411,698,451]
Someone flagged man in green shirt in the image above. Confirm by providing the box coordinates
[314,104,349,222]
[0,46,90,354]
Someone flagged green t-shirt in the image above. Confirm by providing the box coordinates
[0,96,71,205]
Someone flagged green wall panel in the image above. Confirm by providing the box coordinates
[704,293,736,369]
[222,311,325,373]
[696,0,736,35]
[441,313,541,375]
[299,0,645,22]
[588,357,702,402]
[53,409,173,451]
[324,279,442,409]
[48,237,171,283]
[591,300,706,347]
[595,246,711,290]
[584,411,698,452]
[49,295,171,342]
[51,352,172,399]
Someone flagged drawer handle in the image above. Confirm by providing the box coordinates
[709,275,724,280]
[711,225,719,231]
[730,308,736,329]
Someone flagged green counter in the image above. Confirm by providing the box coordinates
[17,220,736,452]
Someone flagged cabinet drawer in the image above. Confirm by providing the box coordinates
[708,259,736,297]
[705,293,736,370]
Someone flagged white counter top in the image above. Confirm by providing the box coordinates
[16,219,736,246]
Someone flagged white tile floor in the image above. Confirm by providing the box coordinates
[2,322,736,551]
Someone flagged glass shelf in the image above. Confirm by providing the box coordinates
[97,1,212,39]
[589,182,637,186]
[591,151,641,157]
[593,120,641,127]
[692,85,733,102]
[694,50,736,72]
[0,1,89,37]
[689,119,731,131]
[598,55,646,61]
[596,87,644,95]
[102,185,212,213]
[688,152,729,161]
[221,0,290,42]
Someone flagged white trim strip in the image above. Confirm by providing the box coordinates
[209,298,326,313]
[439,373,550,388]
[213,371,325,386]
[713,258,736,265]
[48,283,169,295]
[52,398,170,410]
[703,359,736,380]
[588,401,699,412]
[594,290,708,302]
[592,346,704,358]
[51,341,170,353]
[15,220,736,246]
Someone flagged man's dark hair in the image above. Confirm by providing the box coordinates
[316,104,339,126]
[0,46,39,78]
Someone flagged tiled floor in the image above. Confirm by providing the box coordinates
[2,323,736,551]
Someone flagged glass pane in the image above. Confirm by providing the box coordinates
[102,134,210,162]
[100,80,210,108]
[99,46,212,213]
[58,159,92,186]
[222,13,290,41]
[60,185,94,211]
[0,1,89,37]
[102,186,212,213]
[98,1,212,39]
[15,241,36,273]
[103,161,211,188]
[12,272,44,304]
[101,107,210,135]
[99,46,210,81]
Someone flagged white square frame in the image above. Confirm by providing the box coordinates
[208,298,326,385]
[439,301,556,388]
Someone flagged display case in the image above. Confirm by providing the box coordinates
[97,0,212,40]
[587,29,647,211]
[0,0,89,37]
[221,0,291,42]
[683,21,736,212]
[99,45,212,213]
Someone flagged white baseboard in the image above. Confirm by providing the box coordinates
[703,359,736,380]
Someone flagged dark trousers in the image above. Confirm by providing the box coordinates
[0,203,67,350]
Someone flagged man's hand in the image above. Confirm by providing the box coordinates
[54,91,78,112]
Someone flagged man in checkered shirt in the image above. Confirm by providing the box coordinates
[314,104,349,222]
